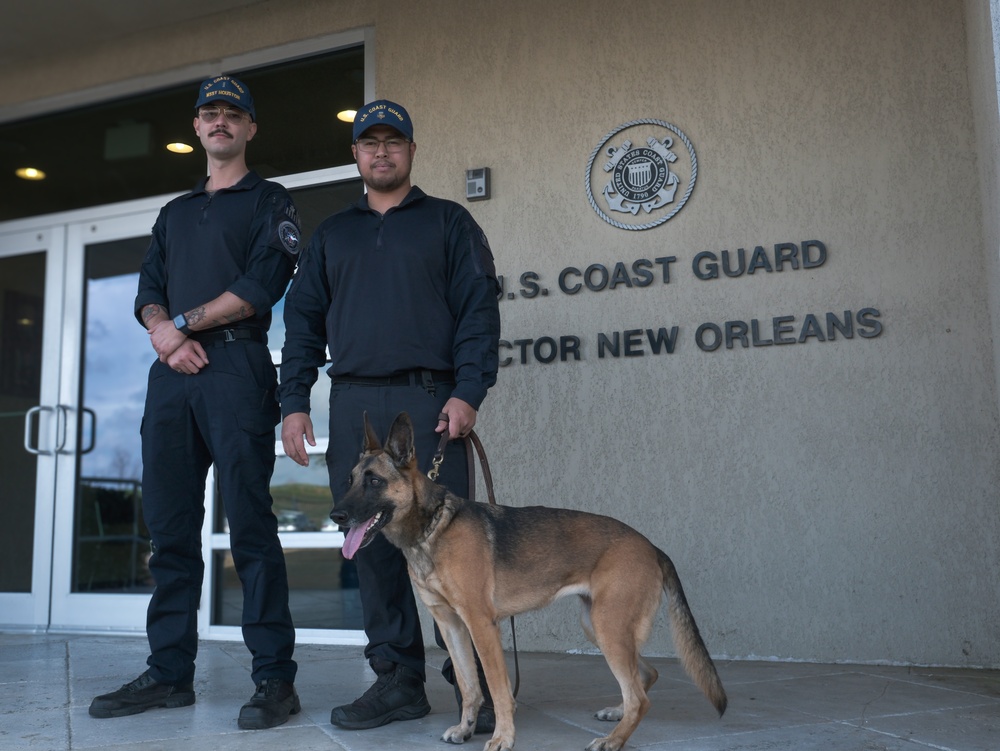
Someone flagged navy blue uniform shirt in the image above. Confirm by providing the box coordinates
[134,171,300,333]
[278,186,501,415]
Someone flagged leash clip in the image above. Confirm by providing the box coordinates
[428,454,443,481]
[428,412,450,481]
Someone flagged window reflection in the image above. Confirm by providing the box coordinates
[217,441,337,533]
[213,548,362,630]
[271,452,335,532]
[73,238,151,593]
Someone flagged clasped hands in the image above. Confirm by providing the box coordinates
[148,319,209,375]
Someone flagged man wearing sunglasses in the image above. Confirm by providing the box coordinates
[279,99,501,734]
[89,76,301,731]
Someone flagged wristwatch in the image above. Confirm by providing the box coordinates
[173,313,192,336]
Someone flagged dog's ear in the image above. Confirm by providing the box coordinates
[385,412,416,468]
[362,411,381,455]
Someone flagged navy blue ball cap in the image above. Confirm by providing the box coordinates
[194,76,256,121]
[353,99,413,141]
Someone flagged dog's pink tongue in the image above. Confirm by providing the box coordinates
[342,522,369,560]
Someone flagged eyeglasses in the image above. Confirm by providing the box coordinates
[197,106,249,124]
[355,136,411,153]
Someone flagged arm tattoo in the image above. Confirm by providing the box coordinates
[223,304,255,323]
[141,304,164,325]
[187,306,207,326]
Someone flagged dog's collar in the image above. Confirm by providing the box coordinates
[424,497,450,540]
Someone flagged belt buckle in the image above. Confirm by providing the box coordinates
[223,329,236,343]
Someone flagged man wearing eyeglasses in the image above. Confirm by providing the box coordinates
[279,99,501,734]
[89,76,301,731]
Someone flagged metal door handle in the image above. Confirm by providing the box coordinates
[55,404,69,453]
[80,407,97,454]
[23,405,70,454]
[24,405,53,456]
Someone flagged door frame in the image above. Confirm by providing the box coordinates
[1,166,368,640]
[48,208,165,631]
[0,225,66,628]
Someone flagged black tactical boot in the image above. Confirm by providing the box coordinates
[238,677,301,729]
[89,670,195,718]
[329,663,431,729]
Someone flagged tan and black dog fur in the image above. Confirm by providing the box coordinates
[331,412,727,751]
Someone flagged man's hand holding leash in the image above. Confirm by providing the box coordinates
[436,397,476,440]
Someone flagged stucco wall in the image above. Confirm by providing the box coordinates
[400,0,1000,667]
[966,0,1000,512]
[4,0,999,666]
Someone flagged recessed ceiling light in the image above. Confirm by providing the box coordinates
[337,110,357,123]
[166,142,194,154]
[16,167,45,180]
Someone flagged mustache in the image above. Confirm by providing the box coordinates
[208,128,233,138]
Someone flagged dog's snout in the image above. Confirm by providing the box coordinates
[330,508,348,525]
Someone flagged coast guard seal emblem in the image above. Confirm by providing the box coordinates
[586,119,697,230]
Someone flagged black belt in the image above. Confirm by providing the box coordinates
[190,328,266,346]
[332,369,455,387]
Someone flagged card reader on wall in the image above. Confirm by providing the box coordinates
[466,167,491,201]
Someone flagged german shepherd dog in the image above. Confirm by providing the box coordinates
[331,412,727,751]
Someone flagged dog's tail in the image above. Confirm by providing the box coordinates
[660,552,728,716]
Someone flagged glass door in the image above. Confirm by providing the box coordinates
[0,226,66,628]
[10,173,367,638]
[49,212,158,630]
[47,175,368,638]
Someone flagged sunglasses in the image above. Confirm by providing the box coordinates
[197,106,249,124]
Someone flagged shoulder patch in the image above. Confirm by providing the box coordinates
[270,195,302,258]
[278,220,301,256]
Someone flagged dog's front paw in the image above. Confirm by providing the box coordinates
[594,704,624,722]
[443,722,474,744]
[586,736,624,751]
[482,732,514,751]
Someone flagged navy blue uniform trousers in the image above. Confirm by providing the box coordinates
[140,339,296,686]
[326,378,472,682]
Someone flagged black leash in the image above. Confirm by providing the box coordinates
[428,413,520,698]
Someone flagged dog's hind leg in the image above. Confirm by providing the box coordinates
[580,597,658,725]
[580,575,659,751]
